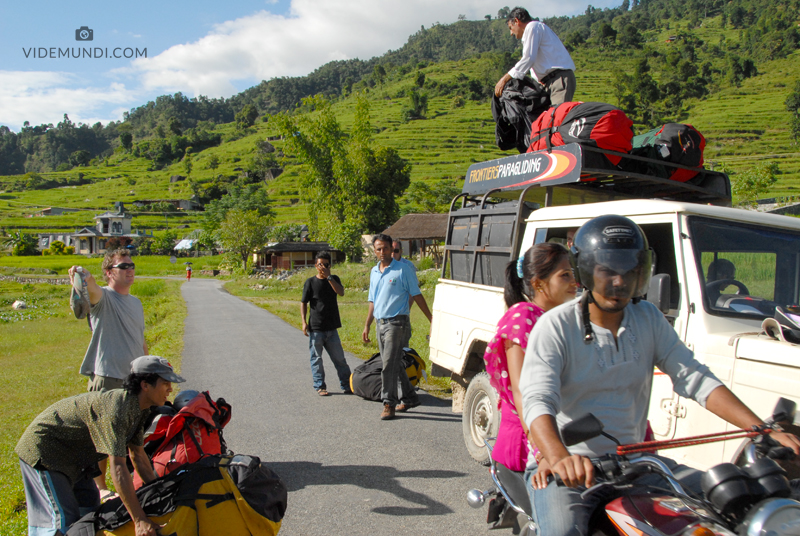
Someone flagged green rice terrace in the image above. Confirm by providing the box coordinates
[2,2,800,240]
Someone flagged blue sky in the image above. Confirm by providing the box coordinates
[0,0,615,131]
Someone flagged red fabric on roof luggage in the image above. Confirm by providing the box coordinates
[527,102,633,167]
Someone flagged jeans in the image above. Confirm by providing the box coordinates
[377,315,419,406]
[524,454,702,536]
[308,329,351,391]
[20,459,99,536]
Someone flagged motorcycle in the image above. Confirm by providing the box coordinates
[468,398,800,536]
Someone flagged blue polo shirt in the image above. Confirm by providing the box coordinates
[368,259,421,320]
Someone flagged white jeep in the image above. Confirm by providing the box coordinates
[428,144,800,470]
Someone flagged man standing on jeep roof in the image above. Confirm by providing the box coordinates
[363,234,433,420]
[494,7,576,105]
[300,251,352,397]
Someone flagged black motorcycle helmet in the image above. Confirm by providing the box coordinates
[570,215,653,300]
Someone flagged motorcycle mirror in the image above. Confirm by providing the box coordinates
[561,414,605,447]
[466,489,488,509]
[770,397,797,425]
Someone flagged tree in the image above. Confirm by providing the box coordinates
[235,104,258,130]
[273,94,411,260]
[202,184,275,233]
[69,150,91,167]
[404,180,461,213]
[168,117,183,136]
[151,230,179,255]
[217,209,272,271]
[268,223,305,242]
[414,71,426,88]
[119,131,133,151]
[732,162,779,207]
[206,154,220,170]
[183,152,193,177]
[402,88,429,121]
[3,230,38,256]
[497,6,510,19]
[372,64,386,86]
[786,81,800,145]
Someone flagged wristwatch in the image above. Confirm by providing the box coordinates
[327,275,333,281]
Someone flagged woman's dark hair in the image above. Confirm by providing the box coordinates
[123,372,160,395]
[504,242,569,307]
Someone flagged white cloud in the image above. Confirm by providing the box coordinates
[129,0,606,98]
[0,72,137,129]
[1,0,615,130]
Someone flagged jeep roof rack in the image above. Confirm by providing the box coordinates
[442,144,731,283]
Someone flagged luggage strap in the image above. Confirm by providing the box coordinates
[193,492,236,508]
[528,104,562,153]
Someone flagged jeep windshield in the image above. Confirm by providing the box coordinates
[688,216,800,319]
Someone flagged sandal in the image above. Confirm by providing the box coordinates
[317,388,330,396]
[99,489,118,503]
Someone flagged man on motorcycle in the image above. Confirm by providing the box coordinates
[518,214,800,536]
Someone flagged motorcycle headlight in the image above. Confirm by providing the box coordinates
[742,498,800,536]
[681,522,737,536]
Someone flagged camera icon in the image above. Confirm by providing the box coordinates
[75,26,93,41]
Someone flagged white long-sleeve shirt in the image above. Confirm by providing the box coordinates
[520,297,722,460]
[508,21,575,83]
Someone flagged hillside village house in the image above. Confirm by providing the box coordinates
[38,202,152,254]
[380,213,447,264]
[254,241,344,270]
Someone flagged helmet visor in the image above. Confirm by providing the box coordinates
[594,250,645,275]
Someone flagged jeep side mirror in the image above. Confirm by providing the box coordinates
[561,414,605,446]
[647,274,671,314]
[771,398,797,426]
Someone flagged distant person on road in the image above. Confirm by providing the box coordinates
[301,251,352,396]
[186,264,192,281]
[494,7,576,106]
[362,234,433,420]
[483,243,576,475]
[68,248,148,499]
[15,355,185,536]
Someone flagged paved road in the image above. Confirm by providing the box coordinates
[180,279,494,536]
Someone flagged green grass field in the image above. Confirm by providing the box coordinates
[0,254,226,277]
[3,13,800,240]
[0,278,187,535]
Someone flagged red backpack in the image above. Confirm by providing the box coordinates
[527,102,633,167]
[133,391,232,488]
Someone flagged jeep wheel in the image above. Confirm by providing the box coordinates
[462,372,500,465]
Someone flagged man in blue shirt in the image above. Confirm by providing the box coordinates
[363,234,432,420]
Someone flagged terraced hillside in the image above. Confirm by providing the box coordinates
[1,12,799,237]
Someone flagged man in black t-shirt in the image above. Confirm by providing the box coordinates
[300,251,353,396]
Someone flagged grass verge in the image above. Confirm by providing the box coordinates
[223,261,451,395]
[0,278,187,535]
[0,254,225,278]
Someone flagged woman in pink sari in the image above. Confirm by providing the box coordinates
[484,243,577,474]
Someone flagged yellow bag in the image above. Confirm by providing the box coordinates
[70,456,286,536]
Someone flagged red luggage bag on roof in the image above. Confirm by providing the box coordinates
[527,102,633,167]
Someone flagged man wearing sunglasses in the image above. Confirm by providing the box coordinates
[300,251,352,396]
[69,248,148,500]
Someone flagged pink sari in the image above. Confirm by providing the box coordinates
[483,302,544,471]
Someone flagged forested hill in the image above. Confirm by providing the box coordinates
[0,0,798,175]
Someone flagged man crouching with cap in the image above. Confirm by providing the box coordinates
[15,356,185,536]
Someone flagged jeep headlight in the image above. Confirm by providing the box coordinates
[742,498,800,536]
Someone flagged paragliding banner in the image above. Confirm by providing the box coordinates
[463,143,582,195]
